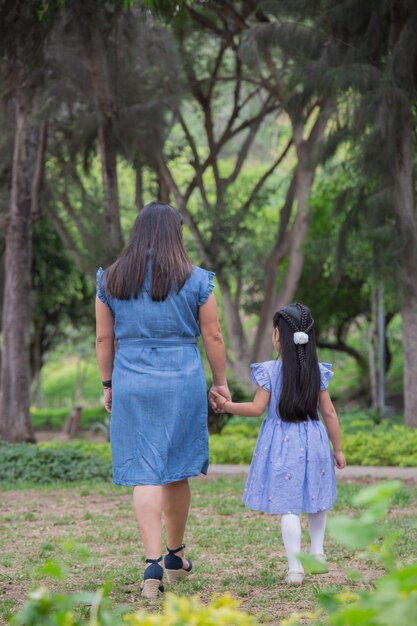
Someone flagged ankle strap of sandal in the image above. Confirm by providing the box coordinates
[166,543,185,555]
[145,556,163,564]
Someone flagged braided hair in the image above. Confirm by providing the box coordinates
[273,303,320,422]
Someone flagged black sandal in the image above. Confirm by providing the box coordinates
[140,556,164,598]
[164,544,193,584]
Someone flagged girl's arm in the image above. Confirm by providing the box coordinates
[318,390,346,469]
[96,296,115,378]
[212,387,270,417]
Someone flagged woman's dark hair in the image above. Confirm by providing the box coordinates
[273,303,320,422]
[103,202,192,301]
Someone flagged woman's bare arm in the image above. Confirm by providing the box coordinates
[95,296,115,381]
[199,293,230,401]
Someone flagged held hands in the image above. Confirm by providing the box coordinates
[211,391,230,413]
[209,384,231,414]
[334,450,346,469]
[103,387,112,413]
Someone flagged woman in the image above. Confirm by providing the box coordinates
[95,202,230,598]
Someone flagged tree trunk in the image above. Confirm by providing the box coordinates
[368,289,378,411]
[394,113,417,427]
[135,159,144,211]
[252,166,314,362]
[251,101,334,363]
[97,118,123,260]
[157,171,170,204]
[88,27,124,261]
[217,278,252,384]
[0,90,37,442]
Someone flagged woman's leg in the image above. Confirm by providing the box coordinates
[133,485,163,559]
[162,479,190,562]
[281,513,304,573]
[308,510,327,555]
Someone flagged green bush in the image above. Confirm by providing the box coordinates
[210,434,256,464]
[0,442,112,484]
[2,418,417,488]
[30,408,70,429]
[40,441,112,463]
[343,426,417,466]
[218,416,417,466]
[12,588,257,625]
[31,406,108,430]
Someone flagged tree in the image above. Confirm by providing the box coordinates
[153,1,335,380]
[31,218,94,392]
[0,0,51,442]
[44,3,183,274]
[311,0,417,426]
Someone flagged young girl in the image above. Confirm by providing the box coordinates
[212,303,346,585]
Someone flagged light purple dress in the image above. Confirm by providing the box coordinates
[242,360,336,515]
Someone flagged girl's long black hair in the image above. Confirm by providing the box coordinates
[102,202,192,301]
[273,303,320,422]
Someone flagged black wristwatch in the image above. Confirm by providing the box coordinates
[102,379,112,389]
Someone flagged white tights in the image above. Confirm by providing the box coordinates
[280,511,327,573]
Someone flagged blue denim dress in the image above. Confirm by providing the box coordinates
[96,264,214,486]
[243,360,337,515]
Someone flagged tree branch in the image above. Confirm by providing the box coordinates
[232,136,293,229]
[224,95,276,186]
[59,189,93,249]
[155,154,212,266]
[317,339,366,367]
[45,205,90,277]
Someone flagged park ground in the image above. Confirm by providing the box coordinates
[1,474,417,625]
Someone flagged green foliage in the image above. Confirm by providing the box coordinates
[12,580,257,626]
[343,426,417,467]
[39,441,112,463]
[30,408,70,429]
[287,481,417,626]
[32,218,95,361]
[31,406,108,429]
[215,415,417,467]
[126,593,257,625]
[3,413,417,488]
[0,442,111,484]
[209,434,256,464]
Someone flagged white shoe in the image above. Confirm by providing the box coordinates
[285,571,304,585]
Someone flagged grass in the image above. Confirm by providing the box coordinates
[1,476,417,625]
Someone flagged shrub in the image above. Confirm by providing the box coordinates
[0,442,111,484]
[12,589,257,625]
[210,434,256,464]
[343,426,417,466]
[30,408,70,429]
[31,406,108,430]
